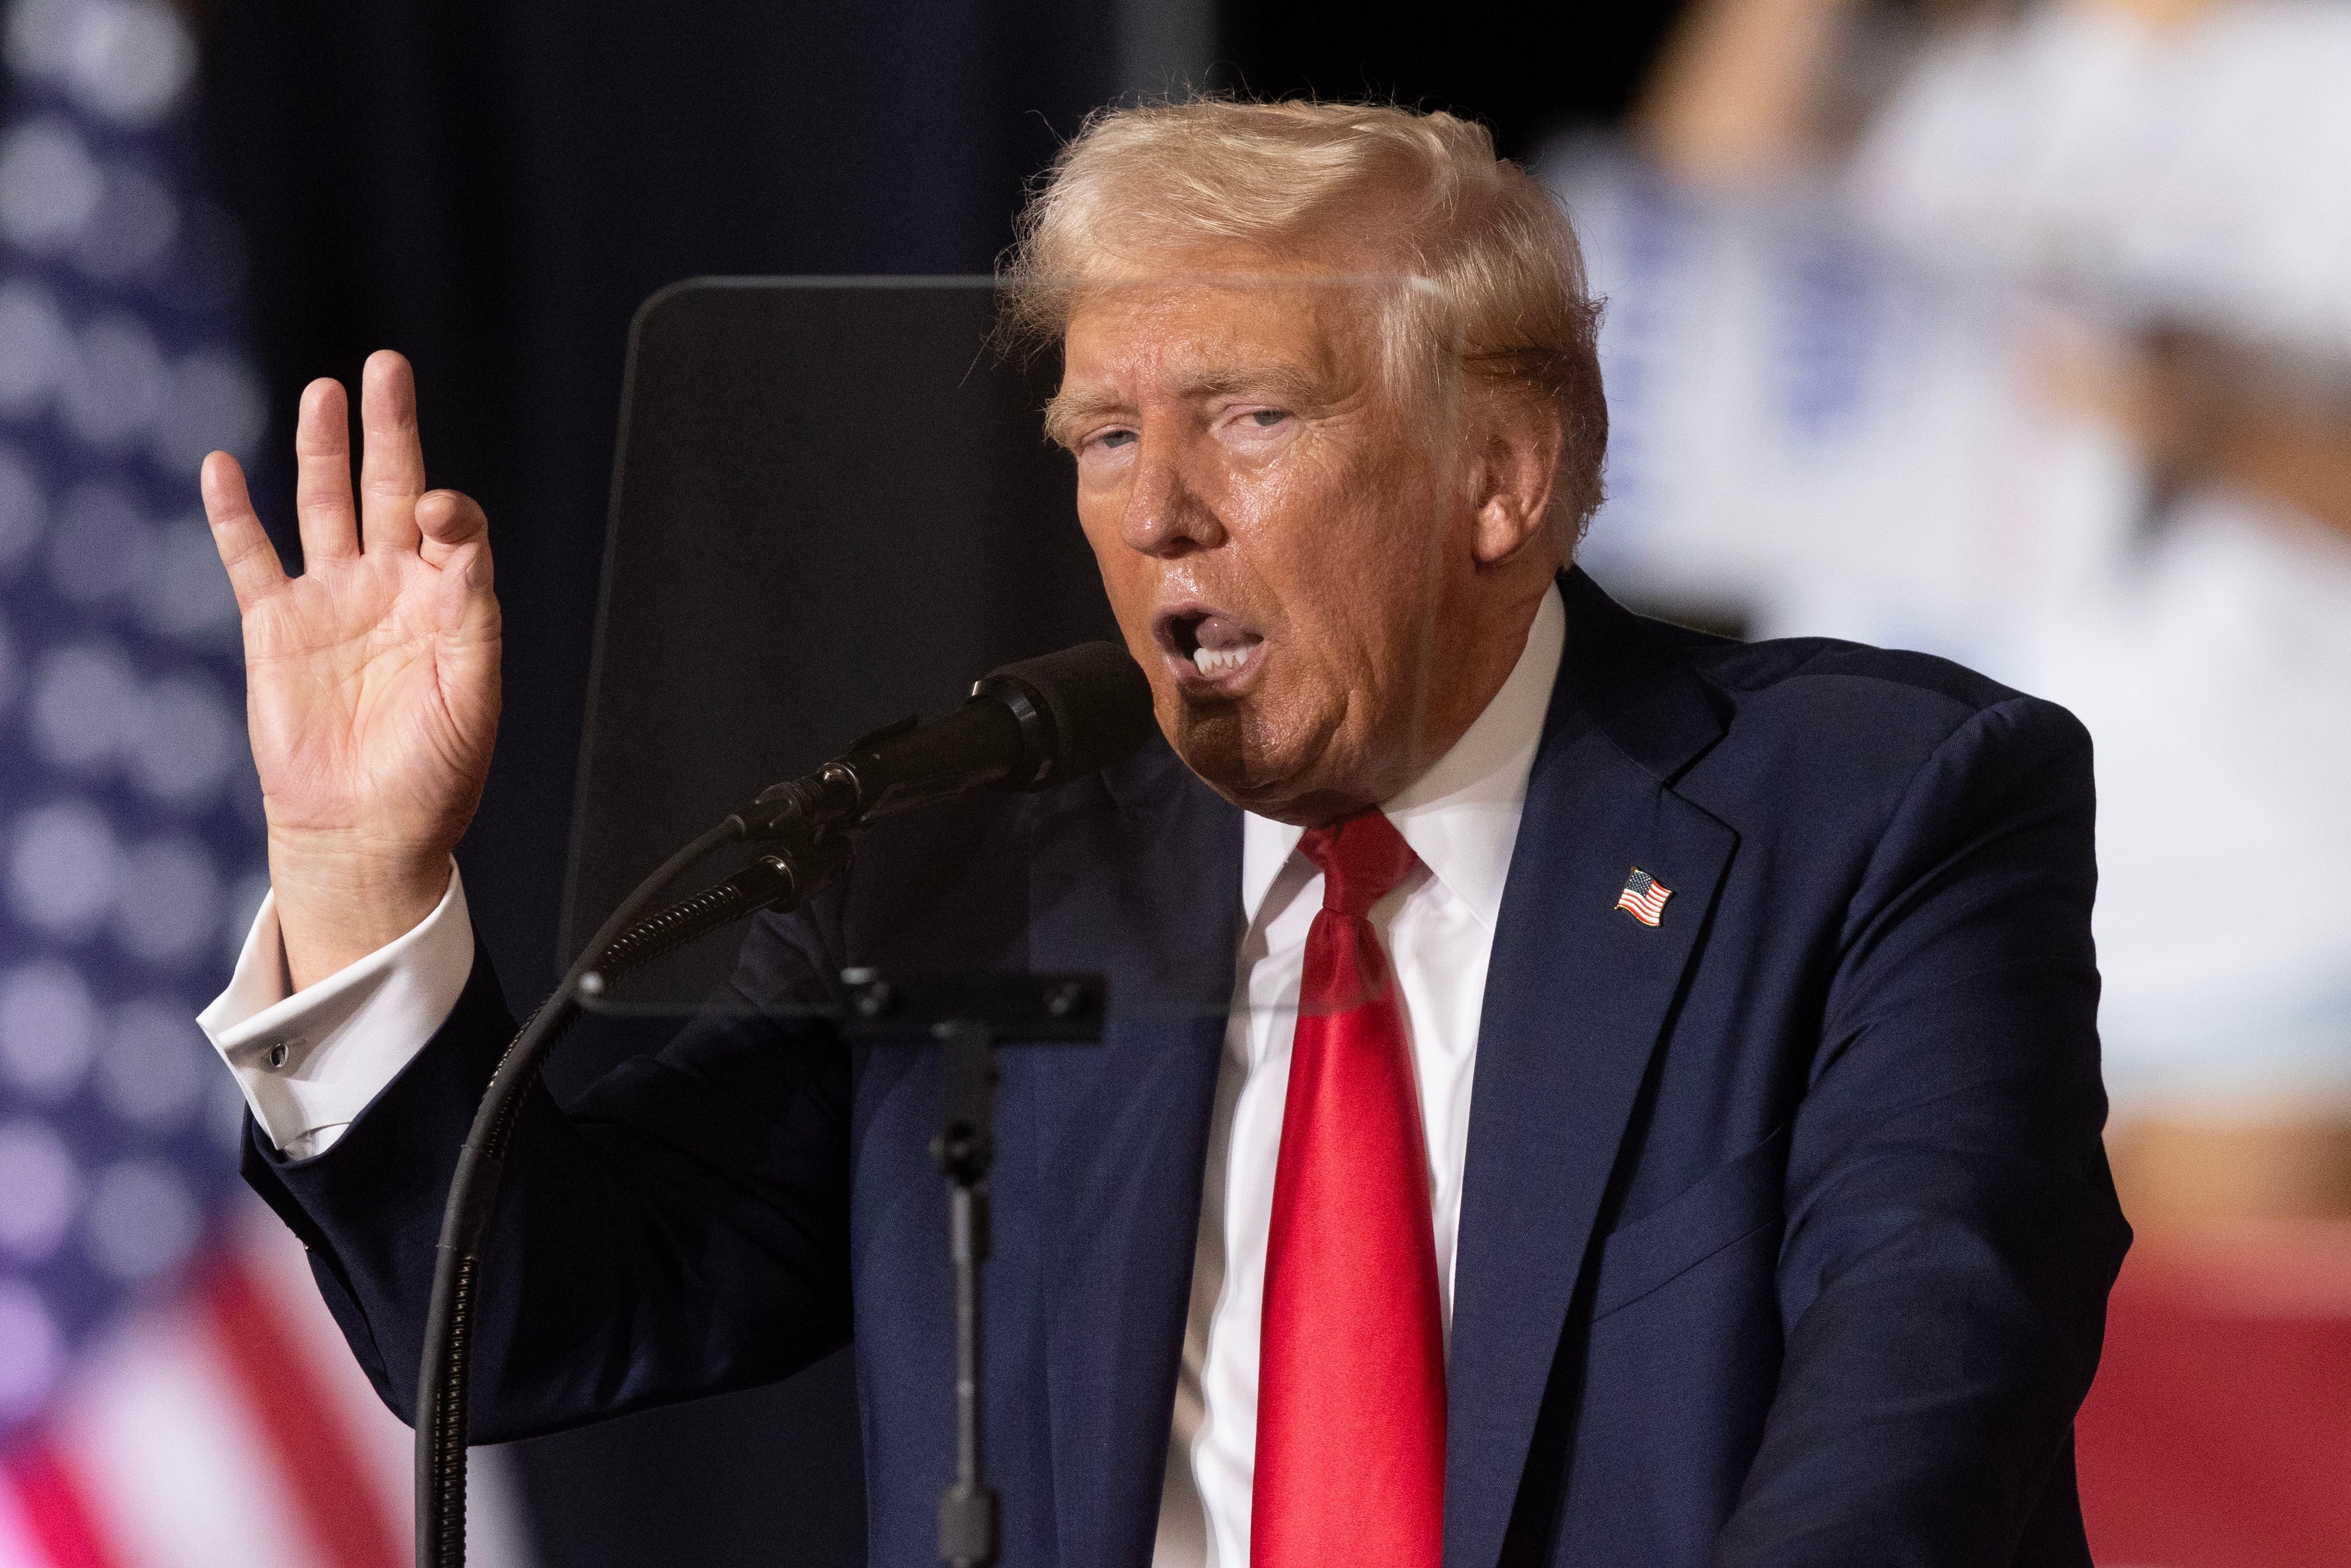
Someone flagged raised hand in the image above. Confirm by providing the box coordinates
[203,350,501,990]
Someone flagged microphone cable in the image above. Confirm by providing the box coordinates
[415,818,849,1568]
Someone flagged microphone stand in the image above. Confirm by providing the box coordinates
[411,639,1140,1567]
[412,842,1107,1568]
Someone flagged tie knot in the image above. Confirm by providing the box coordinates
[1298,811,1419,917]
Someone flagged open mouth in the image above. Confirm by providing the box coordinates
[1158,607,1267,691]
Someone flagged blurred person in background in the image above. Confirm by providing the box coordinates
[1558,0,2351,1236]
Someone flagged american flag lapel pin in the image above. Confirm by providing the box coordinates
[1614,867,1672,926]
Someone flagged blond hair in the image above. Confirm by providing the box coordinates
[1000,97,1609,549]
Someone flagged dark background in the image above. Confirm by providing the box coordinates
[192,4,1684,1561]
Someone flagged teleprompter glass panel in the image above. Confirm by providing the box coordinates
[565,273,1466,1026]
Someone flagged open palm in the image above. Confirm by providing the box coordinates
[204,351,501,984]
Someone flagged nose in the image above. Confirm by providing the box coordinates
[1119,439,1226,558]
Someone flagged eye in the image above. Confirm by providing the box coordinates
[1247,409,1288,428]
[1090,428,1138,451]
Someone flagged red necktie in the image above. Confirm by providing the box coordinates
[1253,810,1446,1567]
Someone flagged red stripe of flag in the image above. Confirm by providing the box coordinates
[5,1443,122,1568]
[199,1255,406,1568]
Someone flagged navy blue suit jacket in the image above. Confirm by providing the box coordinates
[243,569,2129,1566]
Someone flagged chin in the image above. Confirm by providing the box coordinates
[1165,703,1371,824]
[1164,704,1276,798]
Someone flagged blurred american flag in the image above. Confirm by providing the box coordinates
[0,2,530,1562]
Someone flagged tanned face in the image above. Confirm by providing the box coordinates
[1049,255,1567,825]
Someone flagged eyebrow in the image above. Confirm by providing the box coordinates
[1041,388,1125,448]
[1042,362,1329,448]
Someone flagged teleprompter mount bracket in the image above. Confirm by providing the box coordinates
[836,969,1106,1568]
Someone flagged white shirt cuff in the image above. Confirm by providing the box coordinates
[198,861,477,1160]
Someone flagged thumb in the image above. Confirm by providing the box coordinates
[416,488,490,562]
[418,489,497,638]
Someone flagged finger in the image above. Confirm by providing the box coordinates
[358,349,425,553]
[293,377,359,563]
[201,451,289,612]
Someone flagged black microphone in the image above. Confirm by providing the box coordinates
[739,641,1156,842]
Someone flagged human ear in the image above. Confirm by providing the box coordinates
[1468,395,1565,567]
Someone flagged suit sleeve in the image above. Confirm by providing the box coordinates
[1715,695,2131,1566]
[239,905,857,1443]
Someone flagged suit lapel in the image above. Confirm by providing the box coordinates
[1443,571,1738,1568]
[1026,742,1241,1568]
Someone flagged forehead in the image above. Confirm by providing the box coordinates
[1056,271,1384,397]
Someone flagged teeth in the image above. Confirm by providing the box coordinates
[1192,644,1252,678]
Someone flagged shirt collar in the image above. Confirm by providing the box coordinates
[1238,580,1566,931]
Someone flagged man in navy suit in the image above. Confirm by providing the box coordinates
[197,100,2128,1566]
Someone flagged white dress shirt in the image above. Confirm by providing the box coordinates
[1151,584,1563,1567]
[198,584,1567,1566]
[200,866,477,1160]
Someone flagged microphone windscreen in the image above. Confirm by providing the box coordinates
[981,641,1157,787]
